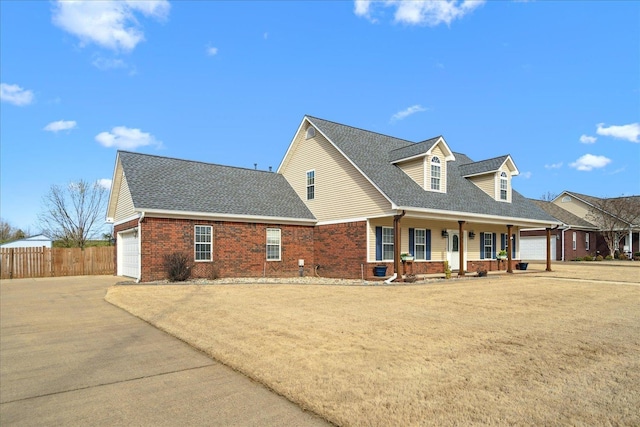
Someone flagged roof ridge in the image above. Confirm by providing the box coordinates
[118,150,277,174]
[305,115,417,145]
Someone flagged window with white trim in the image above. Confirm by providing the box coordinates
[306,170,315,200]
[266,228,281,261]
[483,232,493,259]
[414,228,426,260]
[194,225,212,261]
[585,233,590,250]
[572,232,577,250]
[430,156,441,191]
[305,127,315,139]
[499,172,508,201]
[382,227,394,260]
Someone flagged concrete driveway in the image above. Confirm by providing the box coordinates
[0,276,329,426]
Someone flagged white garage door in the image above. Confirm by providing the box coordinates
[118,230,139,279]
[520,236,556,261]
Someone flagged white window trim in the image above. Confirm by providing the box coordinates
[499,172,508,202]
[194,225,212,262]
[266,228,281,261]
[414,228,426,260]
[382,226,394,261]
[429,156,444,193]
[572,232,577,250]
[585,233,590,250]
[306,169,315,201]
[483,232,493,259]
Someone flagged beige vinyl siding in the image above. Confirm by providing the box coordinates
[467,225,520,260]
[552,197,591,220]
[427,144,447,192]
[281,125,392,222]
[468,174,495,199]
[114,173,135,221]
[398,157,425,189]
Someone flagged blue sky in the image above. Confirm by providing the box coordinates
[1,0,639,232]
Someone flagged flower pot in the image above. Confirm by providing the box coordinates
[518,262,528,271]
[374,265,388,277]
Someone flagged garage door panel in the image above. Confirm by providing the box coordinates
[520,236,556,261]
[118,231,139,279]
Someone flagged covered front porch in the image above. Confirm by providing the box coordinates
[368,210,558,281]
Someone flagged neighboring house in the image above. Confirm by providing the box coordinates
[521,200,598,261]
[107,115,559,282]
[0,234,53,249]
[551,191,640,257]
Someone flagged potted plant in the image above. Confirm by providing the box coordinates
[401,252,414,261]
[497,250,508,260]
[444,261,452,279]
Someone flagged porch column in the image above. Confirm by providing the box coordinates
[506,224,513,274]
[546,228,552,272]
[393,211,405,280]
[458,220,466,277]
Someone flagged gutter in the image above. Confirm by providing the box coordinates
[561,225,570,261]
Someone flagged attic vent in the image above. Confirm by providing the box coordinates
[306,127,316,139]
[562,196,571,203]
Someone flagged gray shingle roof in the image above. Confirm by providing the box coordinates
[119,151,316,221]
[458,155,510,177]
[388,136,440,163]
[307,116,557,223]
[530,200,597,228]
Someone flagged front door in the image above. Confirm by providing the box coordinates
[449,232,460,270]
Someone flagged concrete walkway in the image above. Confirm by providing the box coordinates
[0,276,329,426]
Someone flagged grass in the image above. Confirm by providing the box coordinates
[106,262,640,426]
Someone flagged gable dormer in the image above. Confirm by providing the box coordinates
[389,136,455,193]
[459,155,519,203]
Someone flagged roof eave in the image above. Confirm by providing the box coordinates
[139,208,317,226]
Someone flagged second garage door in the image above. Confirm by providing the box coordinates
[520,236,556,261]
[118,230,139,279]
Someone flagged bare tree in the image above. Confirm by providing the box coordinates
[540,191,558,201]
[38,179,108,249]
[0,218,27,243]
[586,196,640,257]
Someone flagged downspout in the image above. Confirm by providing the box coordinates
[136,212,145,283]
[561,226,570,262]
[388,210,406,283]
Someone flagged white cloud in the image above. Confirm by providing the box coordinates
[544,162,563,169]
[44,120,77,132]
[97,178,112,189]
[355,0,485,26]
[51,0,170,52]
[579,134,596,144]
[596,122,640,143]
[519,171,532,179]
[92,56,127,70]
[206,46,218,56]
[569,154,611,171]
[391,104,427,122]
[95,126,162,150]
[0,83,34,106]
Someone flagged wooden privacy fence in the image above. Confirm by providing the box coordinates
[0,247,114,279]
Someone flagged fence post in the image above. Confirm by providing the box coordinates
[9,248,14,279]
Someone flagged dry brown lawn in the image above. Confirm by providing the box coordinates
[106,262,640,426]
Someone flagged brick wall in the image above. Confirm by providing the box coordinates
[135,217,315,282]
[314,221,367,279]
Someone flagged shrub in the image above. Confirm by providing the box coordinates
[618,252,628,260]
[605,255,613,260]
[595,255,604,261]
[164,252,193,282]
[583,255,593,261]
[572,257,583,262]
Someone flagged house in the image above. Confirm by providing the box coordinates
[107,115,560,282]
[0,234,53,249]
[550,191,640,258]
[520,200,598,261]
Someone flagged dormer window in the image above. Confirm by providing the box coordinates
[500,172,508,201]
[305,127,316,139]
[430,157,441,191]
